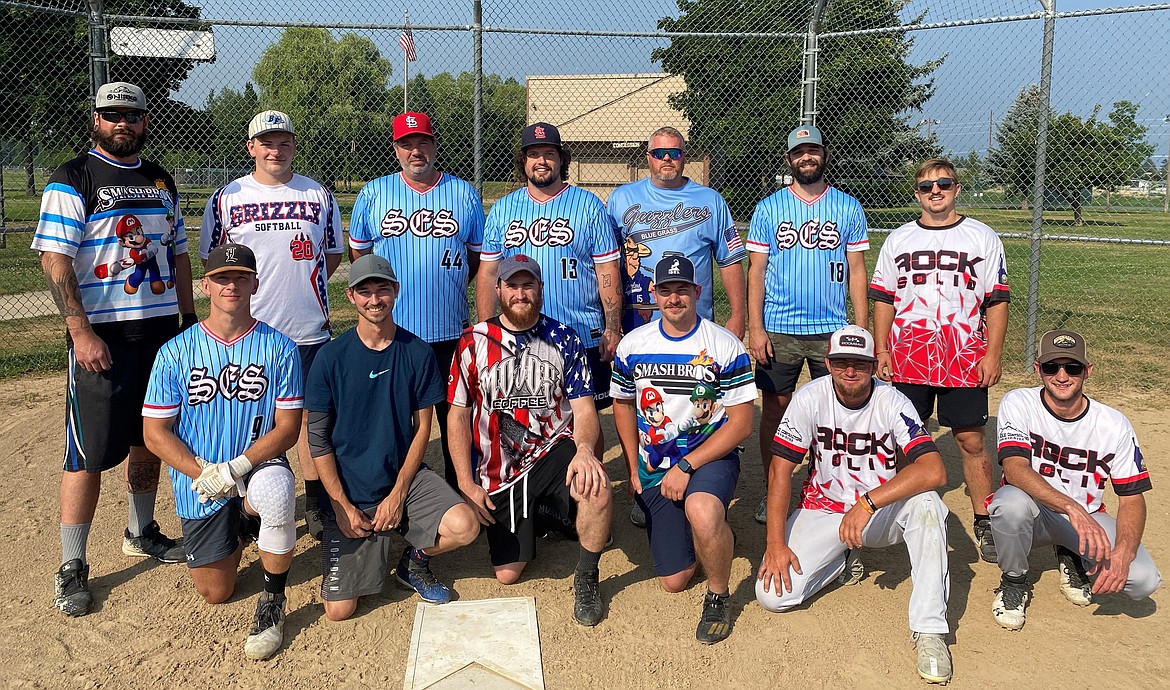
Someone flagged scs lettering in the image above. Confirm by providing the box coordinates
[504,217,574,248]
[187,364,269,405]
[815,426,897,471]
[893,250,984,290]
[1030,433,1111,489]
[379,208,460,238]
[775,219,841,251]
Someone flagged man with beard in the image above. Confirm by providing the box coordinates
[33,82,196,617]
[349,112,484,493]
[611,256,756,644]
[451,254,613,627]
[746,125,870,525]
[987,330,1160,631]
[305,255,478,617]
[755,325,952,685]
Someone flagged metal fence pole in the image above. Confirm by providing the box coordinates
[473,0,483,195]
[1023,0,1056,366]
[799,0,829,125]
[87,0,108,97]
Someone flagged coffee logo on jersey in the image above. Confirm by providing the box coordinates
[623,203,712,240]
[95,185,172,212]
[484,338,563,411]
[775,218,841,251]
[187,363,269,405]
[504,217,573,248]
[379,208,459,238]
[229,201,322,230]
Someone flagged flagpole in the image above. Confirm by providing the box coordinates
[403,10,409,112]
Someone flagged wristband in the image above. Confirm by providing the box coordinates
[860,492,877,514]
[875,350,889,355]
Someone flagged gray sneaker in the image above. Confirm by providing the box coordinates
[244,591,286,660]
[573,568,603,626]
[912,632,952,684]
[123,520,185,563]
[55,559,93,617]
[1055,545,1092,606]
[629,502,647,528]
[836,548,865,586]
[754,497,768,525]
[974,519,997,563]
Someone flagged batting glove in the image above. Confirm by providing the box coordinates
[191,461,237,503]
[219,454,254,497]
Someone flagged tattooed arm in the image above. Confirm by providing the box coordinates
[596,259,623,362]
[41,251,110,372]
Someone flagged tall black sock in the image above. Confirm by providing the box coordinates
[577,546,602,572]
[305,479,323,507]
[263,569,289,595]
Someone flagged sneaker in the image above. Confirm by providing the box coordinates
[122,520,185,563]
[1055,545,1092,606]
[573,568,603,626]
[629,502,647,528]
[974,519,998,563]
[754,497,768,525]
[304,500,324,541]
[238,512,261,546]
[54,559,93,617]
[836,548,865,586]
[992,575,1031,631]
[696,591,732,644]
[395,548,453,604]
[244,591,286,660]
[911,632,952,684]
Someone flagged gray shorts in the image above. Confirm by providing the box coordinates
[180,458,292,568]
[320,468,462,601]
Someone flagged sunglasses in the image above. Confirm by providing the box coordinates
[98,111,146,124]
[649,147,683,160]
[1039,361,1086,376]
[916,177,955,193]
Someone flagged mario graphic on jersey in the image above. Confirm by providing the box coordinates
[622,237,655,332]
[94,214,167,295]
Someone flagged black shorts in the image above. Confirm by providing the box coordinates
[63,315,178,473]
[485,439,577,567]
[585,346,613,410]
[298,340,328,389]
[894,383,988,429]
[179,458,293,568]
[753,332,831,394]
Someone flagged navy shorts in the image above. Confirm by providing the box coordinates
[298,340,328,389]
[895,383,988,429]
[180,458,292,568]
[586,346,613,410]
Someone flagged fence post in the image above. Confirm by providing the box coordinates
[473,0,484,195]
[87,0,109,97]
[1024,0,1056,367]
[799,0,829,125]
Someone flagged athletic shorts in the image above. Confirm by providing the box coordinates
[64,315,179,473]
[320,468,462,601]
[485,439,578,567]
[754,332,830,394]
[298,340,328,388]
[429,338,459,485]
[894,383,988,429]
[180,458,292,568]
[635,455,740,577]
[586,346,613,410]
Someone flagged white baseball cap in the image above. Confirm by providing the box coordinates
[248,110,295,139]
[827,325,876,362]
[95,82,146,111]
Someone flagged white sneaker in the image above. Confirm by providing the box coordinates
[911,632,952,684]
[992,577,1030,631]
[1055,546,1092,607]
[836,548,864,586]
[754,497,767,524]
[244,592,286,660]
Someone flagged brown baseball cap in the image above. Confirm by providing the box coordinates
[1037,329,1088,365]
[205,243,257,277]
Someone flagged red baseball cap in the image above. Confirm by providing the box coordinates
[393,112,434,141]
[640,388,664,409]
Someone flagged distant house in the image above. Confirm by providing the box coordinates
[526,73,708,201]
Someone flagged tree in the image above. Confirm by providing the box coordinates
[206,83,260,165]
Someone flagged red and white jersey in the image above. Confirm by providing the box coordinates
[200,174,343,345]
[771,376,938,513]
[997,387,1151,513]
[869,216,1009,387]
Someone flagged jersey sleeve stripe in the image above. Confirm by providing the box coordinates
[348,236,374,250]
[141,405,179,418]
[745,239,770,253]
[592,247,620,263]
[846,239,870,251]
[868,284,895,303]
[1113,475,1152,495]
[770,437,807,464]
[38,212,86,231]
[997,443,1031,465]
[481,250,503,262]
[44,182,85,200]
[31,233,81,248]
[903,434,938,461]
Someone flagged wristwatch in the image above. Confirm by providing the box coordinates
[676,458,695,475]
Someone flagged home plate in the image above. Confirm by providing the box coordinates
[403,596,544,689]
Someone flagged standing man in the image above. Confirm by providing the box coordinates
[988,330,1160,631]
[306,255,480,619]
[452,255,613,627]
[142,243,302,661]
[476,122,622,426]
[348,112,484,489]
[746,125,870,524]
[611,256,756,644]
[201,110,344,540]
[34,82,196,617]
[870,158,1009,562]
[755,326,952,685]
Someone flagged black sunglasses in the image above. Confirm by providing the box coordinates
[98,111,146,124]
[649,147,683,160]
[1039,361,1086,376]
[915,177,955,193]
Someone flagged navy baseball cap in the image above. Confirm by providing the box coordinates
[654,254,698,286]
[498,254,543,282]
[348,254,398,287]
[787,125,825,153]
[521,122,563,150]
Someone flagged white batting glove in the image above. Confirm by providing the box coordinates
[219,454,253,497]
[191,462,236,503]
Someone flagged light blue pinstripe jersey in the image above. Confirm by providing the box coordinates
[349,173,485,343]
[142,321,303,520]
[482,184,620,347]
[746,186,869,335]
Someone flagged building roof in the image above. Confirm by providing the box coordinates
[526,73,690,142]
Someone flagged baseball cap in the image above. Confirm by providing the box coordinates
[1037,329,1088,365]
[393,112,434,141]
[205,243,257,277]
[248,110,295,139]
[690,382,717,402]
[521,122,563,150]
[653,254,698,286]
[348,254,399,288]
[640,387,664,408]
[95,82,146,111]
[498,254,542,282]
[827,325,876,362]
[786,125,824,153]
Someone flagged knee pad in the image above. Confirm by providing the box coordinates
[247,465,297,555]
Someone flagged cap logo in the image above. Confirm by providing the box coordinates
[534,126,546,139]
[839,334,866,348]
[516,255,529,263]
[1053,334,1077,349]
[796,129,810,139]
[265,113,285,125]
[668,259,681,275]
[224,246,238,263]
[405,115,418,128]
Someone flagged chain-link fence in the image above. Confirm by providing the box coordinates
[2,0,1168,389]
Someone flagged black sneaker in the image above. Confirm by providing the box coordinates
[244,591,286,660]
[122,520,185,563]
[629,502,647,528]
[974,518,998,563]
[573,568,603,626]
[305,499,324,541]
[992,574,1031,631]
[55,559,93,617]
[239,512,262,546]
[696,591,732,644]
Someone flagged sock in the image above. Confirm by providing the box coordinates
[262,569,289,595]
[127,491,157,537]
[304,480,323,507]
[61,523,91,565]
[577,546,602,572]
[974,513,991,524]
[409,548,431,565]
[1003,572,1028,586]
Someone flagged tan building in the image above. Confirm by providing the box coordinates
[526,73,708,201]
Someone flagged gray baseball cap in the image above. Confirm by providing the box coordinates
[348,254,398,288]
[498,254,543,282]
[95,82,147,111]
[786,125,824,153]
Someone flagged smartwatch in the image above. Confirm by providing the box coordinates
[676,458,695,475]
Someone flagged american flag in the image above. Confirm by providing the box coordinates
[399,22,417,62]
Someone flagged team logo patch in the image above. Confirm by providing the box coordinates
[1052,334,1077,349]
[405,115,418,128]
[668,259,681,275]
[795,128,810,139]
[1134,444,1146,473]
[839,334,865,348]
[775,418,803,444]
[900,412,928,440]
[265,112,286,126]
[224,246,238,263]
[534,126,546,139]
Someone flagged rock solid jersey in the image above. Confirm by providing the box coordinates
[869,216,1010,388]
[348,172,485,343]
[606,178,745,330]
[200,174,343,345]
[997,387,1151,514]
[448,315,593,495]
[32,150,189,323]
[746,186,869,335]
[610,317,757,490]
[142,321,303,520]
[481,185,620,348]
[771,376,938,513]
